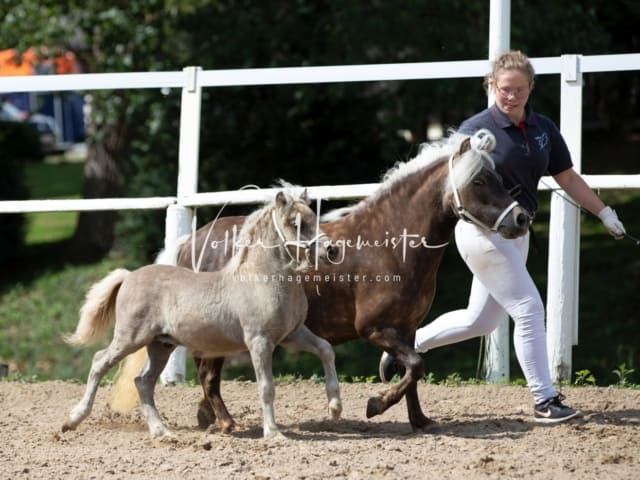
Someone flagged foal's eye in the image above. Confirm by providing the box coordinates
[473,179,485,186]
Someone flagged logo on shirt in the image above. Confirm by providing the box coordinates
[534,133,549,151]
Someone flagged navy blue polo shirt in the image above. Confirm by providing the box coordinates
[459,103,573,214]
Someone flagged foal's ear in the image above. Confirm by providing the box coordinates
[300,188,309,204]
[457,137,472,156]
[275,191,288,208]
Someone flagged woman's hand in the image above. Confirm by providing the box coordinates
[598,206,626,239]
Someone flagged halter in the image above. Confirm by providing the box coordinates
[448,153,519,232]
[271,209,328,263]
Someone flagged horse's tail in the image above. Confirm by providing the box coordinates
[108,346,148,414]
[65,268,130,346]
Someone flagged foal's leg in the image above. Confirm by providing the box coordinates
[246,336,283,439]
[62,345,132,432]
[364,327,432,432]
[135,341,175,438]
[281,326,342,419]
[195,356,236,433]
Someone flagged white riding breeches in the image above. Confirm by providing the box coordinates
[414,220,556,404]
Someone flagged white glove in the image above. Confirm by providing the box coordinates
[598,206,626,240]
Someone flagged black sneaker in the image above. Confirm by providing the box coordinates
[378,352,405,383]
[534,394,581,424]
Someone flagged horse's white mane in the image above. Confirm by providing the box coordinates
[320,129,496,221]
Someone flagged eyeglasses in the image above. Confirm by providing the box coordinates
[495,86,530,99]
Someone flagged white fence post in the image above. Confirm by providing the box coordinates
[484,0,511,383]
[160,66,203,385]
[546,54,583,384]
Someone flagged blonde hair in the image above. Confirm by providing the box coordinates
[483,50,535,93]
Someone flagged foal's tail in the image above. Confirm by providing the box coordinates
[107,237,191,414]
[65,268,130,346]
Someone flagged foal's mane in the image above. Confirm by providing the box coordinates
[323,130,495,220]
[221,189,301,273]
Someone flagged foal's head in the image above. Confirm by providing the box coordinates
[447,130,531,238]
[269,190,332,270]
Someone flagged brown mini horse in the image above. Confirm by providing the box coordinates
[113,129,531,432]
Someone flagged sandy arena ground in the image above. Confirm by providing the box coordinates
[0,380,638,479]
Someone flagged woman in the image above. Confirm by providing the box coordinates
[379,50,626,423]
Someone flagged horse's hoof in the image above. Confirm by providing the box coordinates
[61,422,75,433]
[197,407,216,430]
[220,420,236,434]
[264,430,287,441]
[329,399,342,420]
[149,426,173,438]
[366,396,383,418]
[411,416,435,433]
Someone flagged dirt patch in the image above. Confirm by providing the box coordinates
[0,381,638,479]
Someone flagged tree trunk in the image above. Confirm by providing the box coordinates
[70,140,121,258]
[70,92,127,259]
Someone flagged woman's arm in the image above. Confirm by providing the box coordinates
[552,168,605,215]
[553,168,626,239]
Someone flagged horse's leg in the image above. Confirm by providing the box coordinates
[364,328,432,431]
[196,356,236,433]
[194,356,215,428]
[281,326,342,420]
[404,379,429,430]
[135,341,174,438]
[246,335,283,439]
[62,345,131,432]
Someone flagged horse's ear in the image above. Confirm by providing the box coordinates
[275,191,288,208]
[458,137,472,156]
[300,188,309,204]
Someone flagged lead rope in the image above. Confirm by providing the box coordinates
[539,178,640,246]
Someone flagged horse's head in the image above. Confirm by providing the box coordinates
[272,190,333,270]
[447,130,531,239]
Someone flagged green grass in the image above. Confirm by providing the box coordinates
[24,161,84,198]
[25,211,78,244]
[23,161,83,245]
[0,256,129,381]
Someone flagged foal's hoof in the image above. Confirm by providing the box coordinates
[366,396,384,419]
[263,429,287,441]
[61,420,76,433]
[149,426,174,439]
[329,399,343,420]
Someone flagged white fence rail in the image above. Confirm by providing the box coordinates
[1,176,640,214]
[1,52,638,384]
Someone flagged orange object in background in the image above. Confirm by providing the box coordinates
[0,48,36,76]
[0,47,80,76]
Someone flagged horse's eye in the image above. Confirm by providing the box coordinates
[473,179,485,186]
